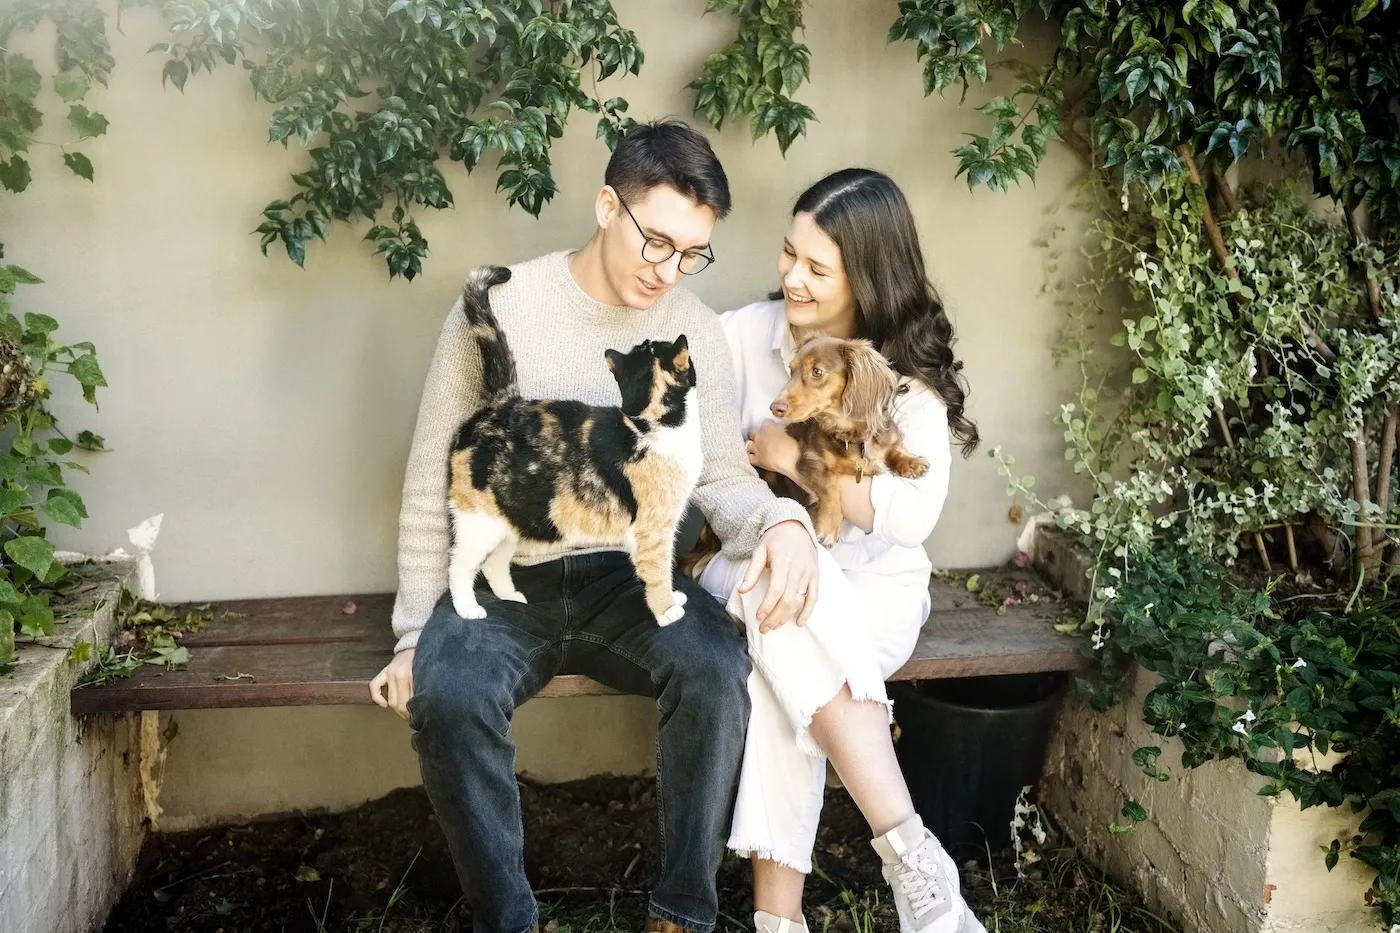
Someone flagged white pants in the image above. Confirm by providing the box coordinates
[697,547,930,873]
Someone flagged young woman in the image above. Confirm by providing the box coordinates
[693,169,985,933]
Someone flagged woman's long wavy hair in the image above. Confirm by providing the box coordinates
[777,168,979,456]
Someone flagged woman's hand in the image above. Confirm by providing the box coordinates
[746,419,801,479]
[370,649,415,721]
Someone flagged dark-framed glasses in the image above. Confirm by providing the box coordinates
[617,195,716,275]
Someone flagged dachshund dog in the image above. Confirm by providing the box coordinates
[765,334,929,545]
[683,334,928,578]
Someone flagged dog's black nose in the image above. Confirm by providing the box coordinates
[770,399,789,419]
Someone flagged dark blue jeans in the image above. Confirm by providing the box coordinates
[408,551,751,933]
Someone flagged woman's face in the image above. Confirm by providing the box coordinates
[778,211,857,339]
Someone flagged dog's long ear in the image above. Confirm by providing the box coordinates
[840,341,897,435]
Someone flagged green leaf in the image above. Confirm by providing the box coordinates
[69,354,106,403]
[6,265,41,286]
[295,865,321,883]
[5,535,54,577]
[0,156,32,194]
[75,430,104,451]
[41,495,84,528]
[67,105,109,139]
[53,71,91,103]
[0,488,31,515]
[24,313,58,337]
[63,152,94,182]
[1121,800,1148,823]
[67,641,93,663]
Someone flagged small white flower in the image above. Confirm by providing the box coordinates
[1100,586,1118,601]
[1243,709,1257,723]
[1291,658,1307,670]
[1232,721,1248,735]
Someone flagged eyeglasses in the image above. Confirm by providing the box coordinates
[617,195,716,275]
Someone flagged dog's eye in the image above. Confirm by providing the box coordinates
[810,366,824,379]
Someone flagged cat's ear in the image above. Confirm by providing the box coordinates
[604,349,623,372]
[671,334,690,370]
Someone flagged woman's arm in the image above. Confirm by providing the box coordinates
[747,386,951,543]
[864,386,953,549]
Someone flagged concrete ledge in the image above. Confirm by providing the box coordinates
[1043,670,1374,933]
[1030,528,1375,933]
[0,562,146,933]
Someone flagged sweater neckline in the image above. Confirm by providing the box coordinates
[550,250,679,331]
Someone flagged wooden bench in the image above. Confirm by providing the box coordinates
[70,573,1086,715]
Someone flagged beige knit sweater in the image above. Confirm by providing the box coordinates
[390,250,811,652]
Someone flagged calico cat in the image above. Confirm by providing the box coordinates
[446,265,701,626]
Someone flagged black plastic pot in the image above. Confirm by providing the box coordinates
[890,672,1067,859]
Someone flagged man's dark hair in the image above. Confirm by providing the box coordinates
[604,119,731,219]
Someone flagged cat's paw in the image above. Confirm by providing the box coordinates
[654,602,686,626]
[451,591,488,620]
[497,590,528,604]
[671,590,688,607]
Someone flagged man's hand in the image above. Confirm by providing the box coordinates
[739,519,818,633]
[370,649,415,721]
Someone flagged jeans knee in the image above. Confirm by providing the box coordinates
[678,639,751,722]
[410,663,513,739]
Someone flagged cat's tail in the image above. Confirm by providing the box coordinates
[460,265,517,402]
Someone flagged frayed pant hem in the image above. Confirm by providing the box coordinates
[788,681,894,758]
[727,840,813,875]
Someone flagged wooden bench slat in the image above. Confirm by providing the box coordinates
[180,594,396,648]
[71,579,1085,715]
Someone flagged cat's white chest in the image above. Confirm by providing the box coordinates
[647,390,703,490]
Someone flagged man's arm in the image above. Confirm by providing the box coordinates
[687,311,811,549]
[686,309,818,630]
[389,295,484,653]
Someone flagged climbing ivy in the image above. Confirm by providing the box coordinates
[0,0,110,670]
[138,0,644,280]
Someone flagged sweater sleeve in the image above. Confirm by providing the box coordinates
[686,306,812,558]
[390,296,481,653]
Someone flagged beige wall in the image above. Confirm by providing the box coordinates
[6,1,1083,595]
[6,3,1086,816]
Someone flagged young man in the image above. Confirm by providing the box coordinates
[370,121,819,933]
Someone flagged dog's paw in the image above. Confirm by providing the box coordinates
[816,530,840,548]
[894,454,930,479]
[654,602,686,626]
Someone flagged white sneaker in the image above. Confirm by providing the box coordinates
[871,816,970,933]
[754,910,808,933]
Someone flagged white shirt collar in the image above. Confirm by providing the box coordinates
[768,302,798,367]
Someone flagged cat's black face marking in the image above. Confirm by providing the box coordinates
[604,335,694,424]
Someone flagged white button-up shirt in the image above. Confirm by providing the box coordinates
[718,300,952,588]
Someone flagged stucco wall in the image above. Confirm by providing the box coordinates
[3,1,1085,819]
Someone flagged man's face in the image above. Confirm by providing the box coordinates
[597,184,718,310]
